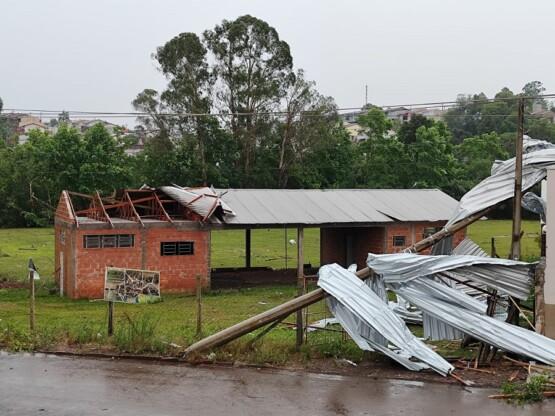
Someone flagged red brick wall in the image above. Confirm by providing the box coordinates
[60,226,210,299]
[55,191,74,223]
[54,224,77,298]
[385,221,467,254]
[321,222,468,268]
[321,227,386,269]
[143,228,210,293]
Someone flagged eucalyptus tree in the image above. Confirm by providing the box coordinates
[204,15,294,185]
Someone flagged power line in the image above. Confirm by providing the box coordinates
[2,93,554,120]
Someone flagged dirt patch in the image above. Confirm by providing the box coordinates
[0,280,27,289]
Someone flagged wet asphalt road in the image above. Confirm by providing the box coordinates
[0,352,553,415]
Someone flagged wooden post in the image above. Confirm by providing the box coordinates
[535,258,546,334]
[284,228,288,270]
[296,227,304,350]
[490,237,498,258]
[29,268,35,332]
[107,301,114,336]
[245,229,251,269]
[196,274,202,337]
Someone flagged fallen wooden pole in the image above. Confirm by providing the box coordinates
[183,207,494,357]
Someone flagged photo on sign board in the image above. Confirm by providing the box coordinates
[104,267,161,304]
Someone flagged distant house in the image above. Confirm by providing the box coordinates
[72,119,122,135]
[532,108,555,124]
[411,107,446,121]
[343,122,368,142]
[16,116,47,144]
[124,135,146,156]
[384,107,412,122]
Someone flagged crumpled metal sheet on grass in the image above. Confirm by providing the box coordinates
[393,278,555,366]
[318,264,454,376]
[447,137,555,226]
[367,253,533,300]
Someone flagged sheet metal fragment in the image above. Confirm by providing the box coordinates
[318,264,454,376]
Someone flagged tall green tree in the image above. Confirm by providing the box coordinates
[155,32,214,183]
[204,15,294,185]
[405,125,457,191]
[454,132,508,195]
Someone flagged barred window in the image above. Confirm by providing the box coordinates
[83,234,134,249]
[392,236,406,247]
[160,241,194,256]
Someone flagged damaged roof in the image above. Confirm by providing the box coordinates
[59,187,459,228]
[213,188,458,227]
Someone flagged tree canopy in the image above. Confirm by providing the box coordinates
[1,17,554,227]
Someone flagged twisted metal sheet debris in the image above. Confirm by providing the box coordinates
[367,253,533,299]
[393,278,555,366]
[446,137,555,226]
[318,263,454,376]
[160,186,235,221]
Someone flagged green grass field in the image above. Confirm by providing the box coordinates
[0,220,540,283]
[0,220,541,362]
[0,228,321,284]
[467,219,541,260]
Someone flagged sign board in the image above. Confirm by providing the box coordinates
[104,267,160,304]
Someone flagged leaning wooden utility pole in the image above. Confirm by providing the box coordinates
[510,97,525,261]
[507,97,525,326]
[183,206,494,357]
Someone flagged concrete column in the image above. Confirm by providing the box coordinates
[544,169,555,338]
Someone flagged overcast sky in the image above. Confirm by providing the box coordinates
[1,0,554,126]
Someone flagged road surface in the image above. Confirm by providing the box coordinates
[0,352,552,415]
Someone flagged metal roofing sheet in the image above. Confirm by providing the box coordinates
[367,252,533,299]
[318,263,454,376]
[216,189,458,226]
[395,277,555,366]
[447,137,555,226]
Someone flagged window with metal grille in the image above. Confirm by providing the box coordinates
[117,234,134,248]
[160,241,194,256]
[102,235,117,248]
[392,235,406,247]
[83,234,134,249]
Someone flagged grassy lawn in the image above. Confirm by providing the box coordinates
[467,219,541,260]
[0,228,55,282]
[0,284,357,364]
[0,220,540,284]
[0,219,541,364]
[210,228,320,269]
[0,228,320,284]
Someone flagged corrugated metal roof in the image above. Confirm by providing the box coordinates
[215,189,458,226]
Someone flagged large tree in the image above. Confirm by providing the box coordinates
[204,15,294,185]
[155,32,214,183]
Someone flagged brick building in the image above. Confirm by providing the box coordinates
[55,187,464,299]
